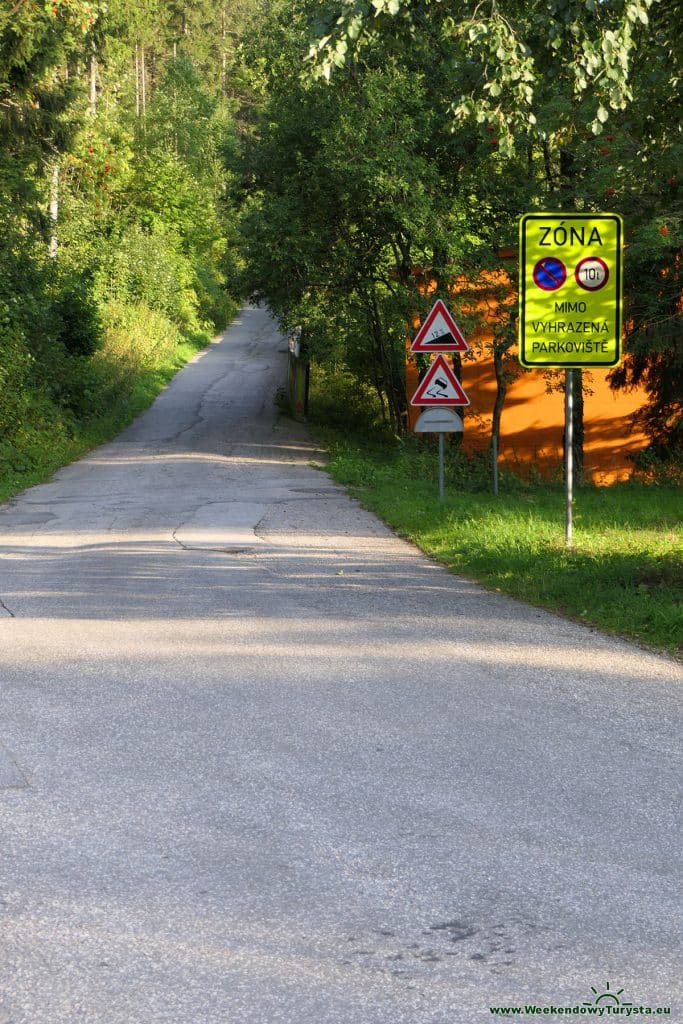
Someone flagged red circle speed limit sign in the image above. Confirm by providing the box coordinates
[575,256,609,291]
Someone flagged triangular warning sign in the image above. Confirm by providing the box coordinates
[410,299,469,353]
[410,354,470,406]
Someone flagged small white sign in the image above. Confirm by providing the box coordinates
[414,408,464,433]
[288,326,302,358]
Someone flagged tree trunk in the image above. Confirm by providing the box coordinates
[134,44,140,117]
[48,159,59,259]
[367,289,404,433]
[89,39,97,115]
[141,45,147,116]
[491,344,507,460]
[221,7,227,98]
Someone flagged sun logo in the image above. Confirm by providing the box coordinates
[583,981,633,1008]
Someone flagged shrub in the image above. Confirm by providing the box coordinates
[98,299,181,378]
[0,326,32,440]
[51,281,103,357]
[95,226,202,333]
[308,362,394,438]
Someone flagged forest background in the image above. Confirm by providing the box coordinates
[0,0,681,499]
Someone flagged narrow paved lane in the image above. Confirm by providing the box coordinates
[0,306,680,1023]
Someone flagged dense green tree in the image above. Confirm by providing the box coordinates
[0,0,250,478]
[1,0,680,478]
[306,0,682,457]
[239,1,547,439]
[239,0,485,430]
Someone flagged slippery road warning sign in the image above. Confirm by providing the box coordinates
[410,299,469,353]
[410,354,470,406]
[519,213,623,368]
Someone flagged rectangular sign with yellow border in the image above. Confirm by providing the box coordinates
[519,213,623,368]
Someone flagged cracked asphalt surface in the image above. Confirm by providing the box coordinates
[0,305,681,1023]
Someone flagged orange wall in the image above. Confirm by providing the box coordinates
[406,268,650,483]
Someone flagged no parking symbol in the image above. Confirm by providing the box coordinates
[532,257,567,291]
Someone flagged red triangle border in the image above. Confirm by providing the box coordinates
[410,353,470,406]
[410,299,469,353]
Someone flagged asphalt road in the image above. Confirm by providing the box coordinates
[0,305,681,1024]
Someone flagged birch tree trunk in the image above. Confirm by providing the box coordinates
[48,159,59,259]
[135,43,140,117]
[141,45,147,116]
[89,38,97,115]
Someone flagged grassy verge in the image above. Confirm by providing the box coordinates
[314,425,682,658]
[0,330,216,506]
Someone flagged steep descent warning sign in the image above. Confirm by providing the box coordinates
[410,354,470,406]
[410,299,469,353]
[519,213,623,368]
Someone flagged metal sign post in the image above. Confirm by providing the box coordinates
[565,369,573,548]
[409,301,470,500]
[409,305,466,497]
[519,212,624,547]
[413,408,464,500]
[438,433,445,500]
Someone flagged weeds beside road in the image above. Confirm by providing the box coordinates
[315,429,682,659]
[0,331,213,506]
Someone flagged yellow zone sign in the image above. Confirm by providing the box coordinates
[519,213,623,368]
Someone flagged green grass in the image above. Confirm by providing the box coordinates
[0,332,212,505]
[315,429,682,658]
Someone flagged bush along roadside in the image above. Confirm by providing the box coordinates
[0,307,236,507]
[0,4,246,505]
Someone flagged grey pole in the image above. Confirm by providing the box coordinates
[438,432,445,500]
[565,369,574,548]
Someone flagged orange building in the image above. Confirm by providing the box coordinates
[406,260,650,484]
